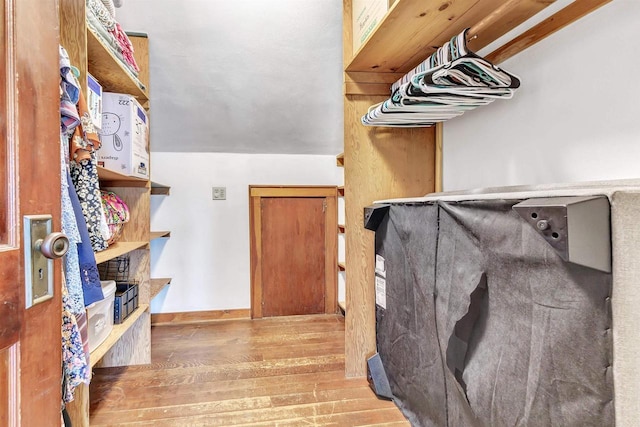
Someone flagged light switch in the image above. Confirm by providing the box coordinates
[212,187,226,200]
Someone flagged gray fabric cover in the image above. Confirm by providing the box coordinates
[375,200,614,427]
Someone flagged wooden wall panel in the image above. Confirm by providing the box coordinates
[127,34,149,93]
[344,95,435,377]
[128,248,150,305]
[99,312,151,367]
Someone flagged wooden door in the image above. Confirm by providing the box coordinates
[0,0,62,425]
[250,186,337,318]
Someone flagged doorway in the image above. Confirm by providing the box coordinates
[249,186,337,318]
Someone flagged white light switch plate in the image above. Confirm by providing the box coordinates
[212,187,226,200]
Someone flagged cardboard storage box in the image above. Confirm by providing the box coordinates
[352,0,393,52]
[98,92,149,179]
[87,73,102,131]
[87,280,117,353]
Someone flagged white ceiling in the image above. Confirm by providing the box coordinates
[116,0,343,154]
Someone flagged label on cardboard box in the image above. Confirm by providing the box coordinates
[87,73,103,131]
[352,0,389,52]
[98,92,149,179]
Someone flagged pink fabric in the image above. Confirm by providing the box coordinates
[109,22,140,73]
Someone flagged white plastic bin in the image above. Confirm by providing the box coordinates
[87,280,117,353]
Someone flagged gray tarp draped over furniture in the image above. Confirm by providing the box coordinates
[374,200,614,426]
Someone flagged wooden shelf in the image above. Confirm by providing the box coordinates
[338,262,346,272]
[95,241,147,264]
[61,3,154,424]
[90,304,149,368]
[97,166,148,187]
[87,28,148,101]
[151,182,171,195]
[336,152,344,167]
[150,231,171,240]
[150,278,172,300]
[338,224,345,234]
[346,0,554,73]
[338,186,344,197]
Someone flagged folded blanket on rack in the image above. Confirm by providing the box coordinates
[100,0,116,18]
[86,9,142,80]
[86,7,119,51]
[87,0,115,31]
[111,22,140,73]
[86,0,140,75]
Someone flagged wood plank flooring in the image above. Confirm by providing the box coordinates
[89,314,409,426]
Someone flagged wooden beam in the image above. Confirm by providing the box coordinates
[249,186,337,198]
[344,82,392,96]
[344,71,404,96]
[344,95,435,377]
[486,0,613,65]
[435,122,443,193]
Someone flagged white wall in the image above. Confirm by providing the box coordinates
[443,1,640,191]
[115,0,343,155]
[149,152,343,313]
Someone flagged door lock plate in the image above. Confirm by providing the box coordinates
[23,215,54,308]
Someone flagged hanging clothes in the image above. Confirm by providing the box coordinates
[59,46,86,315]
[59,45,109,253]
[61,279,91,404]
[60,45,106,310]
[69,153,109,253]
[67,170,105,307]
[60,136,84,315]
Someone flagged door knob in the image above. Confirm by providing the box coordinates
[36,232,69,259]
[23,215,68,308]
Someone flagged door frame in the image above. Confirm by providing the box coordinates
[249,186,338,318]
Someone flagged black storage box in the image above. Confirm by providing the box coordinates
[114,283,139,324]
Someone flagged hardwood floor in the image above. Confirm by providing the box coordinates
[89,314,409,426]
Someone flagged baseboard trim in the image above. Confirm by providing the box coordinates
[151,309,251,325]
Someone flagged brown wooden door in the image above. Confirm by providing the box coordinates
[0,0,62,425]
[250,187,337,318]
[261,197,326,316]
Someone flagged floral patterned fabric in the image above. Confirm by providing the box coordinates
[61,280,90,404]
[60,136,84,315]
[70,155,108,252]
[87,0,116,31]
[60,45,109,253]
[100,0,116,17]
[67,170,105,307]
[64,58,108,253]
[60,46,86,315]
[101,190,130,244]
[59,46,80,134]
